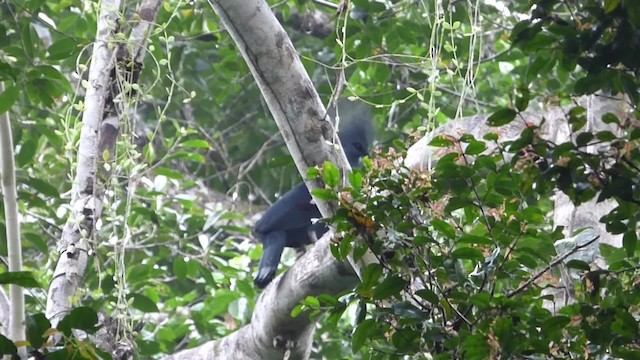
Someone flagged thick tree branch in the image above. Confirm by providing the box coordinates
[166,233,359,360]
[207,0,349,216]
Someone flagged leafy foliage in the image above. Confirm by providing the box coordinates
[323,124,639,358]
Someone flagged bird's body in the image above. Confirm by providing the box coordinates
[253,184,327,288]
[253,100,374,288]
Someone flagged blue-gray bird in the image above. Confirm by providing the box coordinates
[253,100,374,288]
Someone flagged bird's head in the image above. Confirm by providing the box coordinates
[328,99,375,166]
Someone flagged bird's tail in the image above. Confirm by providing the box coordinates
[254,232,286,289]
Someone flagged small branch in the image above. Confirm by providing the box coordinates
[506,236,600,298]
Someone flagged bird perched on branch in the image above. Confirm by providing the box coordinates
[253,99,374,289]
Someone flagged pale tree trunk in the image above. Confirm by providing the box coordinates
[548,95,626,249]
[45,0,121,327]
[45,0,161,356]
[0,82,27,358]
[0,287,9,336]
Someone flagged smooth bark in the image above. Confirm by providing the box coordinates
[45,0,122,328]
[0,82,27,358]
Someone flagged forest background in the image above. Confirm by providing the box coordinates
[0,0,639,359]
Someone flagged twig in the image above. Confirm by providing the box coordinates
[506,235,599,298]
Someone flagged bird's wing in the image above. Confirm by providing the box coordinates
[254,182,321,234]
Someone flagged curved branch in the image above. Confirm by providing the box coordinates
[167,233,359,360]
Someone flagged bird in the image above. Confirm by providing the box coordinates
[253,99,374,289]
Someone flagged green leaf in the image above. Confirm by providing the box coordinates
[470,292,490,308]
[27,65,72,93]
[20,82,49,103]
[604,0,621,13]
[26,313,51,350]
[415,288,439,304]
[100,273,116,294]
[0,85,18,114]
[0,271,40,288]
[622,231,637,257]
[57,307,99,336]
[205,290,237,317]
[24,176,60,198]
[173,257,187,281]
[291,304,303,318]
[180,139,210,149]
[47,37,79,60]
[430,219,456,238]
[601,112,619,125]
[23,232,48,254]
[392,302,426,319]
[515,87,530,111]
[311,188,336,201]
[596,130,616,142]
[576,132,594,147]
[197,263,216,287]
[465,141,486,155]
[429,135,454,147]
[16,138,38,167]
[167,150,206,163]
[372,275,407,300]
[458,235,491,245]
[487,108,517,126]
[352,319,376,353]
[483,132,498,141]
[612,309,637,338]
[631,127,640,140]
[542,315,570,335]
[360,263,383,290]
[322,161,340,188]
[129,294,159,313]
[21,24,34,59]
[306,166,320,179]
[451,247,484,261]
[301,296,320,308]
[154,167,184,180]
[349,170,363,191]
[0,333,17,356]
[355,299,366,325]
[519,207,545,224]
[565,259,590,271]
[516,254,538,269]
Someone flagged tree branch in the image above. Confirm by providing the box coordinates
[507,236,600,298]
[166,233,359,360]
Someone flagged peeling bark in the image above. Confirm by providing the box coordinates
[45,0,162,357]
[45,0,122,328]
